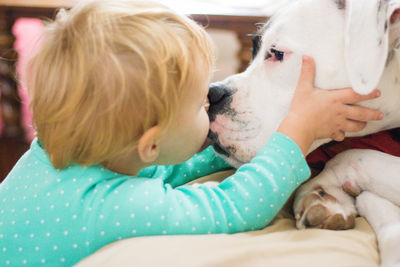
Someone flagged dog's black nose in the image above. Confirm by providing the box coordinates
[208,83,231,105]
[208,83,234,121]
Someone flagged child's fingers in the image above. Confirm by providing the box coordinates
[331,131,345,141]
[341,120,367,133]
[343,105,383,121]
[296,55,316,92]
[337,88,381,104]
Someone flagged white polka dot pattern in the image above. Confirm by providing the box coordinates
[0,133,310,266]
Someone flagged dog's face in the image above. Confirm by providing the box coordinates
[208,0,400,167]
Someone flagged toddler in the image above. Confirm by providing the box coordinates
[0,0,382,266]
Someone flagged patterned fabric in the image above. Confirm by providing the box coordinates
[0,133,310,266]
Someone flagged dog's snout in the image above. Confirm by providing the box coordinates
[208,83,234,121]
[208,83,231,105]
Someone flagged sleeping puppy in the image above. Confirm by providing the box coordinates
[207,0,400,266]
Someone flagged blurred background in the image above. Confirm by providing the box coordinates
[0,0,271,180]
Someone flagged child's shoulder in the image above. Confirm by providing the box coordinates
[2,139,121,188]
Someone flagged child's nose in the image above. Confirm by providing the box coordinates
[207,82,234,121]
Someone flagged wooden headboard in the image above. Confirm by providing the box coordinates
[0,0,266,180]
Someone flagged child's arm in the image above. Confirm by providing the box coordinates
[138,146,232,188]
[83,131,307,241]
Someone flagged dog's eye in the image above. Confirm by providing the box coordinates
[270,48,285,61]
[264,47,285,61]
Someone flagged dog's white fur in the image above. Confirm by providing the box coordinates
[209,0,400,266]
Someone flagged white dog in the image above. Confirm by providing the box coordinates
[208,0,400,266]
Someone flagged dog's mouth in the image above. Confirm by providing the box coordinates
[208,130,247,167]
[212,142,230,157]
[215,143,246,167]
[208,130,230,157]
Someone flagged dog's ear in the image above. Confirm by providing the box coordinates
[344,0,400,95]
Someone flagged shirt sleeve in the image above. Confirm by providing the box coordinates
[84,133,310,242]
[137,146,233,188]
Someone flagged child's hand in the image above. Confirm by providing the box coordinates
[278,55,383,155]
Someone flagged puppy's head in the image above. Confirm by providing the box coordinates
[208,0,400,167]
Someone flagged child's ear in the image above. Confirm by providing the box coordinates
[137,126,161,163]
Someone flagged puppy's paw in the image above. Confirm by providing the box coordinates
[295,186,357,230]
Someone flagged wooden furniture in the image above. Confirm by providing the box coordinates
[0,0,267,180]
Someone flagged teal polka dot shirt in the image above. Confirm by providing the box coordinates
[0,132,310,266]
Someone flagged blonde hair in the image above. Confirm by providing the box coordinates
[26,0,214,169]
